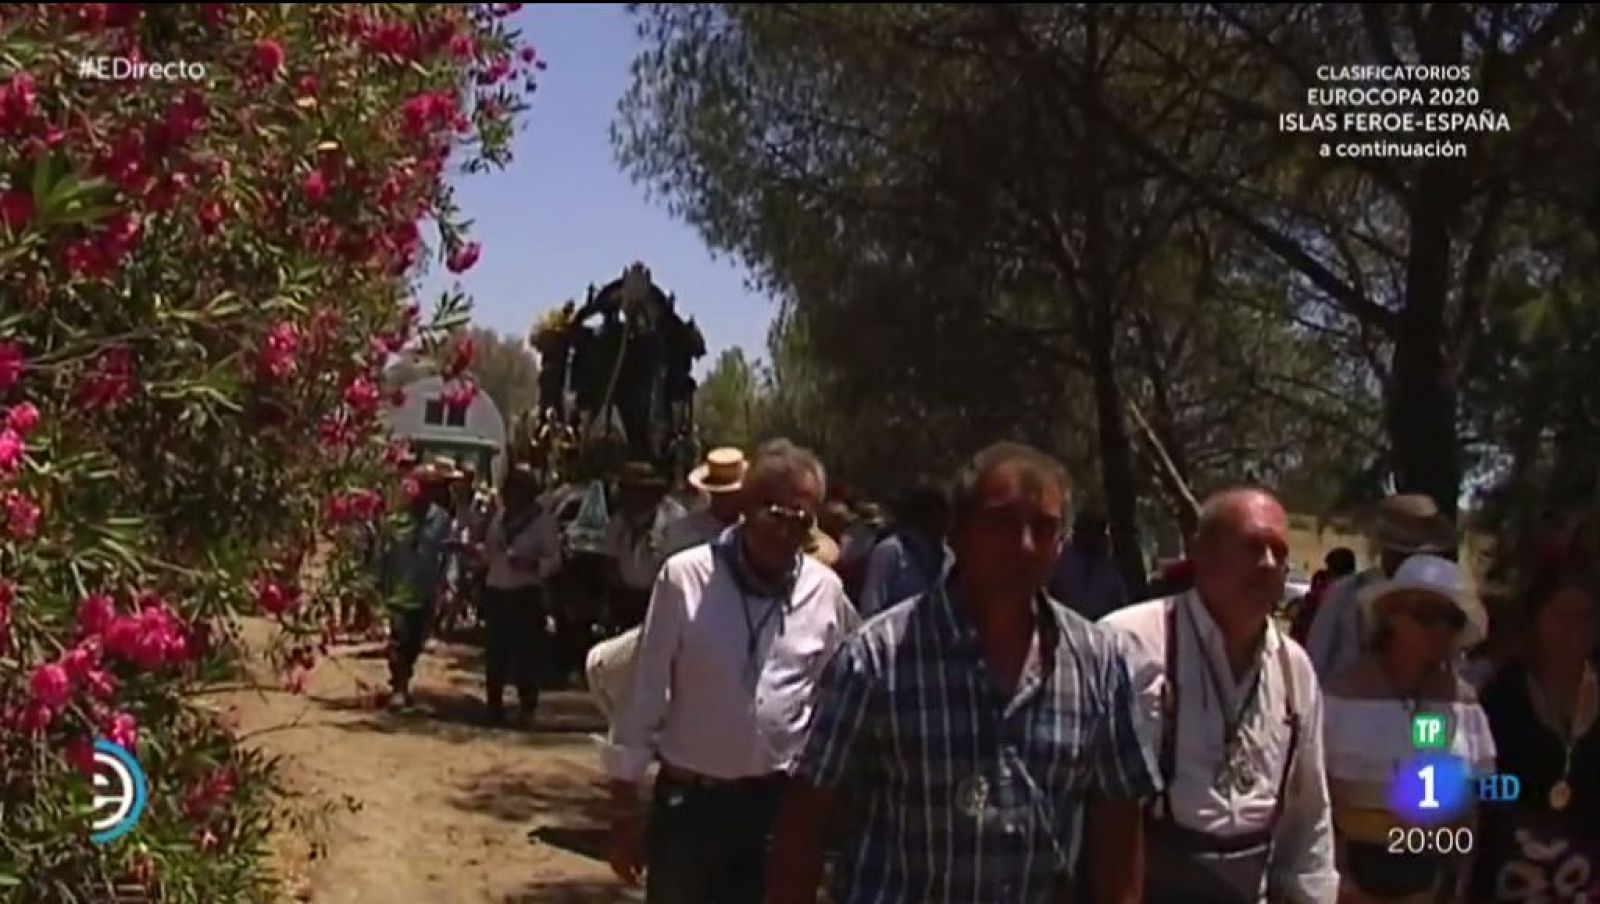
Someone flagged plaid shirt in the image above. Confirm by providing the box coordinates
[793,581,1160,904]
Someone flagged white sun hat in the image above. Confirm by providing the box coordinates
[1357,554,1488,651]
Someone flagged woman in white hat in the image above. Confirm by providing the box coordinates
[1322,554,1497,903]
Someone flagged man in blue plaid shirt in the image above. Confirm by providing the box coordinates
[768,442,1161,904]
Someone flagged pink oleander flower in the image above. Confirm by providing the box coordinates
[78,593,117,636]
[6,402,40,436]
[5,491,41,541]
[251,39,285,77]
[441,378,479,413]
[29,663,71,710]
[302,169,329,204]
[445,241,481,273]
[60,643,102,682]
[0,341,23,391]
[77,347,136,411]
[104,601,190,670]
[342,376,382,419]
[445,339,474,378]
[0,581,12,654]
[196,199,224,234]
[105,711,138,751]
[184,767,237,822]
[254,577,298,616]
[85,668,118,701]
[19,701,53,735]
[0,428,23,475]
[66,737,98,776]
[258,322,300,381]
[0,190,33,231]
[0,71,38,132]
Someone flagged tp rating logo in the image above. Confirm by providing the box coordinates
[90,739,147,845]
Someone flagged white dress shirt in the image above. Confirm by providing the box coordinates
[484,508,561,590]
[658,507,729,558]
[602,543,859,783]
[1100,593,1338,904]
[1303,567,1382,682]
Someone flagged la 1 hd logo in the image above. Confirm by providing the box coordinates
[90,739,148,845]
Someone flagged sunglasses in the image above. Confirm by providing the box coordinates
[1403,605,1467,632]
[755,503,815,532]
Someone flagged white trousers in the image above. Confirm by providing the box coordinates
[584,627,640,739]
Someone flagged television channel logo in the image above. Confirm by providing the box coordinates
[90,739,148,845]
[1411,712,1448,750]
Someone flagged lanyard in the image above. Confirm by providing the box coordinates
[719,542,795,687]
[738,586,785,677]
[1184,600,1267,750]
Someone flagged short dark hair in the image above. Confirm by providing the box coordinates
[949,442,1071,529]
[892,476,950,527]
[1326,547,1358,575]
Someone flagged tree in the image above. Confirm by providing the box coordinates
[1062,5,1596,518]
[458,325,540,419]
[0,4,535,898]
[695,347,766,450]
[616,4,1376,588]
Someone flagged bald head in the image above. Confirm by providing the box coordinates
[1196,488,1287,546]
[1193,488,1290,627]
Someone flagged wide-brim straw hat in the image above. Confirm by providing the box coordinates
[414,456,464,483]
[618,461,667,489]
[804,528,841,567]
[688,447,747,495]
[1358,553,1487,651]
[1369,494,1458,555]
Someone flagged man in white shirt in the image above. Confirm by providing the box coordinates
[1100,488,1337,904]
[660,446,747,556]
[605,439,859,903]
[1303,493,1457,683]
[586,447,747,727]
[480,464,562,725]
[605,462,677,631]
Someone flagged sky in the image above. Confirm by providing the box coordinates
[415,3,773,376]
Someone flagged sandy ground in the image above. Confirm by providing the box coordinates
[205,620,642,904]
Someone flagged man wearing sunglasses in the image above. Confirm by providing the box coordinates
[603,439,859,903]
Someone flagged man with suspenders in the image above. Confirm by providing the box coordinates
[1101,488,1337,904]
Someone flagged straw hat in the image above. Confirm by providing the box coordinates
[1369,494,1457,555]
[1358,554,1487,651]
[414,456,464,483]
[804,528,841,567]
[688,447,747,495]
[618,461,667,489]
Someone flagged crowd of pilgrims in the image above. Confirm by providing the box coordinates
[371,439,1598,904]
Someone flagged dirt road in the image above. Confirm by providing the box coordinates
[207,621,641,904]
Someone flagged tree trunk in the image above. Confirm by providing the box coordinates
[1389,9,1467,520]
[1080,9,1148,600]
[1088,332,1149,599]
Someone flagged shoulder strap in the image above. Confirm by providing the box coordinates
[1154,598,1181,820]
[1267,631,1302,831]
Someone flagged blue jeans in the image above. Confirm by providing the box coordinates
[646,771,784,904]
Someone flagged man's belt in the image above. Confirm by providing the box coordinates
[1146,816,1274,855]
[657,761,786,791]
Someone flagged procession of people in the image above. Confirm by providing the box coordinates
[369,435,1597,904]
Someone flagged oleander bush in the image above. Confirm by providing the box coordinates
[0,4,535,899]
